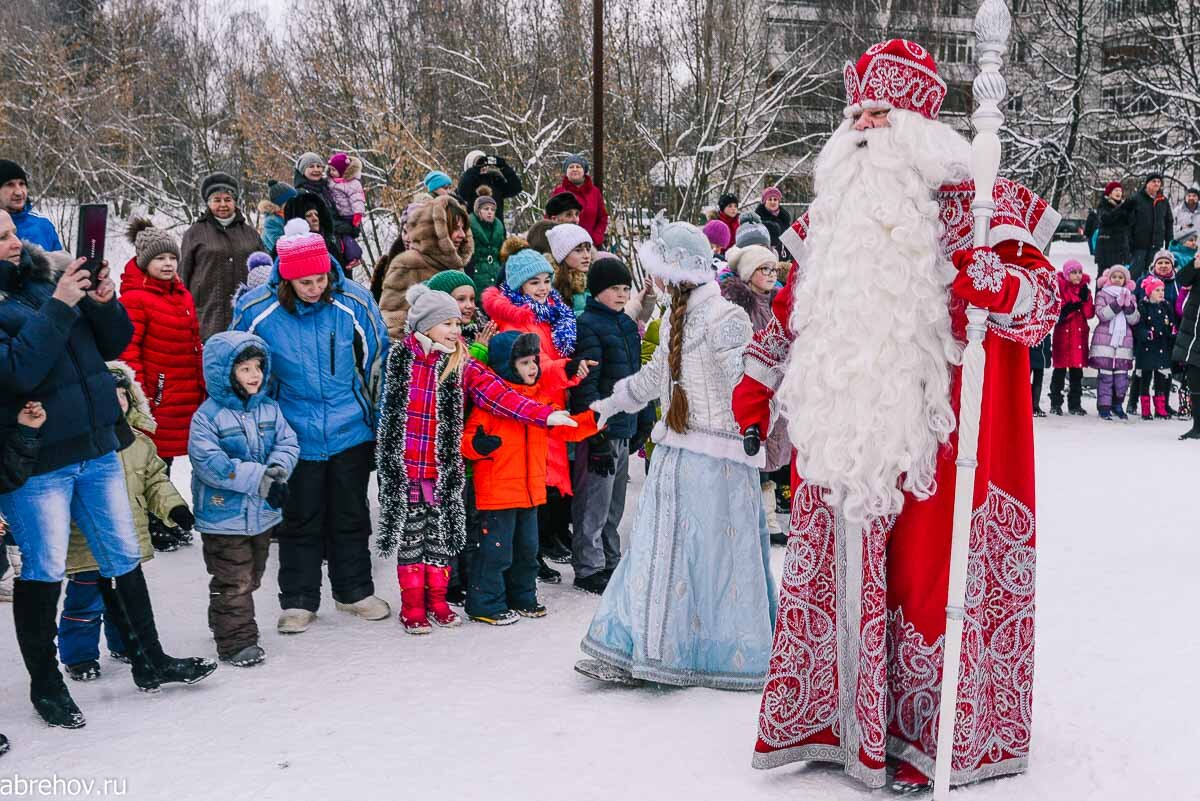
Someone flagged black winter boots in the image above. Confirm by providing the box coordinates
[12,579,86,728]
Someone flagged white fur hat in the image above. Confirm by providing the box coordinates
[464,150,487,172]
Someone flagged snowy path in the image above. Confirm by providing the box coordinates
[0,416,1195,800]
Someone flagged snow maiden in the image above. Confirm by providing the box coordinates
[575,215,777,690]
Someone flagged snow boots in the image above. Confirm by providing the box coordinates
[397,564,431,634]
[424,564,461,627]
[276,608,315,634]
[1140,396,1153,420]
[97,565,217,692]
[334,594,391,621]
[65,660,101,682]
[13,579,85,728]
[220,644,266,667]
[890,761,931,795]
[1181,394,1200,441]
[1098,407,1112,420]
[148,515,181,553]
[1154,395,1170,419]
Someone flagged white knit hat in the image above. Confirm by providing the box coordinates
[546,223,593,263]
[727,244,778,283]
[464,150,487,172]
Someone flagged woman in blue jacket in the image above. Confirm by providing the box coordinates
[0,214,214,730]
[230,219,390,634]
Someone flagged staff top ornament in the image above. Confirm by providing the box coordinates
[843,39,948,121]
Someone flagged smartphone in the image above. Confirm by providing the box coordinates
[75,203,108,291]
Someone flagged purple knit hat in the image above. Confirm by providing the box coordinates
[328,152,350,176]
[1061,259,1085,279]
[761,186,782,203]
[702,219,731,249]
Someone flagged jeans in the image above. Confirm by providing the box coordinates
[58,570,125,665]
[0,452,140,582]
[570,438,629,580]
[467,508,539,618]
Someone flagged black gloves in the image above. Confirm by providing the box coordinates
[266,480,289,511]
[587,435,616,477]
[1078,284,1090,301]
[169,505,195,531]
[473,425,502,457]
[1061,301,1082,315]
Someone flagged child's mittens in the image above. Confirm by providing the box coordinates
[168,505,194,531]
[266,480,289,510]
[352,213,362,229]
[472,425,502,457]
[265,464,288,481]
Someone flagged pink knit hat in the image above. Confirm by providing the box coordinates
[328,152,350,176]
[1140,275,1165,297]
[1061,258,1085,279]
[276,219,330,281]
[702,219,731,249]
[761,186,782,203]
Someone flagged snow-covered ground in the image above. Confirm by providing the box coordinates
[2,241,1194,799]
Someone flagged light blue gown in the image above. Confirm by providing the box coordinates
[581,444,778,691]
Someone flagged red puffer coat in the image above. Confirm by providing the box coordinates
[117,258,205,458]
[1051,272,1094,369]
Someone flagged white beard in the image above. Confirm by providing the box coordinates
[777,110,972,523]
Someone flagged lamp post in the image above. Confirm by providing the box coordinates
[592,0,604,190]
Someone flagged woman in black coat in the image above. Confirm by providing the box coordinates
[1171,251,1199,438]
[1095,183,1132,272]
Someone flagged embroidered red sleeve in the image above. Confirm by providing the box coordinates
[984,240,1060,348]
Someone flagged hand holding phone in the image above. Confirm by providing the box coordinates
[52,258,91,307]
[75,203,108,291]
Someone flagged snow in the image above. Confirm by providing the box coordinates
[1,239,1194,799]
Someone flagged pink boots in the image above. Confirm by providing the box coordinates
[396,564,461,633]
[1140,396,1153,420]
[424,564,462,628]
[1154,395,1170,419]
[397,564,431,635]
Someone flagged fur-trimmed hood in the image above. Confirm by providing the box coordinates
[107,360,157,433]
[406,195,474,269]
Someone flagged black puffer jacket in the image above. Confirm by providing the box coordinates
[1094,196,1132,271]
[1134,299,1176,371]
[1124,189,1174,252]
[1171,260,1199,368]
[0,246,133,475]
[569,296,651,440]
[458,156,523,220]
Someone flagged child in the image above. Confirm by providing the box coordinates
[0,400,45,754]
[717,192,740,241]
[426,270,496,363]
[463,332,597,624]
[118,218,204,550]
[259,180,297,255]
[59,363,194,680]
[482,244,579,580]
[1050,259,1094,415]
[468,186,506,298]
[576,217,775,689]
[569,257,654,594]
[702,219,731,262]
[326,152,366,266]
[547,223,595,315]
[1134,276,1177,420]
[1089,265,1139,419]
[189,332,299,665]
[722,244,789,543]
[1029,332,1052,417]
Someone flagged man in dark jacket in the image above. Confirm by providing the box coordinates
[458,150,523,221]
[179,172,264,341]
[0,211,215,730]
[1125,173,1174,279]
[568,258,653,594]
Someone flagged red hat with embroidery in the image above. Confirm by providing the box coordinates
[843,39,948,121]
[276,218,331,281]
[1140,275,1165,297]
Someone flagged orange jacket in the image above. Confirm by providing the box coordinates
[462,360,598,511]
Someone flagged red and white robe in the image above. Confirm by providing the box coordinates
[733,179,1061,788]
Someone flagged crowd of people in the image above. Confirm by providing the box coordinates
[1040,174,1199,430]
[0,134,1198,768]
[0,151,807,751]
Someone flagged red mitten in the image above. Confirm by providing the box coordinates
[732,376,773,439]
[950,246,1020,313]
[351,213,363,229]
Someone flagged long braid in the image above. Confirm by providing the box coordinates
[664,283,694,434]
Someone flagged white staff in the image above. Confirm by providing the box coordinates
[932,1,1011,798]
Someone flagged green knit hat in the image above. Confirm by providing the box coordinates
[425,270,474,295]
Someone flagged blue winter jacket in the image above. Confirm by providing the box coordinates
[12,202,63,252]
[570,296,653,439]
[188,331,300,535]
[228,257,389,461]
[262,214,286,257]
[0,246,133,474]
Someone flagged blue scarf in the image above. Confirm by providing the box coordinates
[500,282,577,357]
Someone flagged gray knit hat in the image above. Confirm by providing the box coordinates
[562,153,589,174]
[295,152,324,176]
[473,185,497,215]
[126,217,180,270]
[201,172,239,202]
[734,211,770,249]
[268,180,298,207]
[405,283,462,335]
